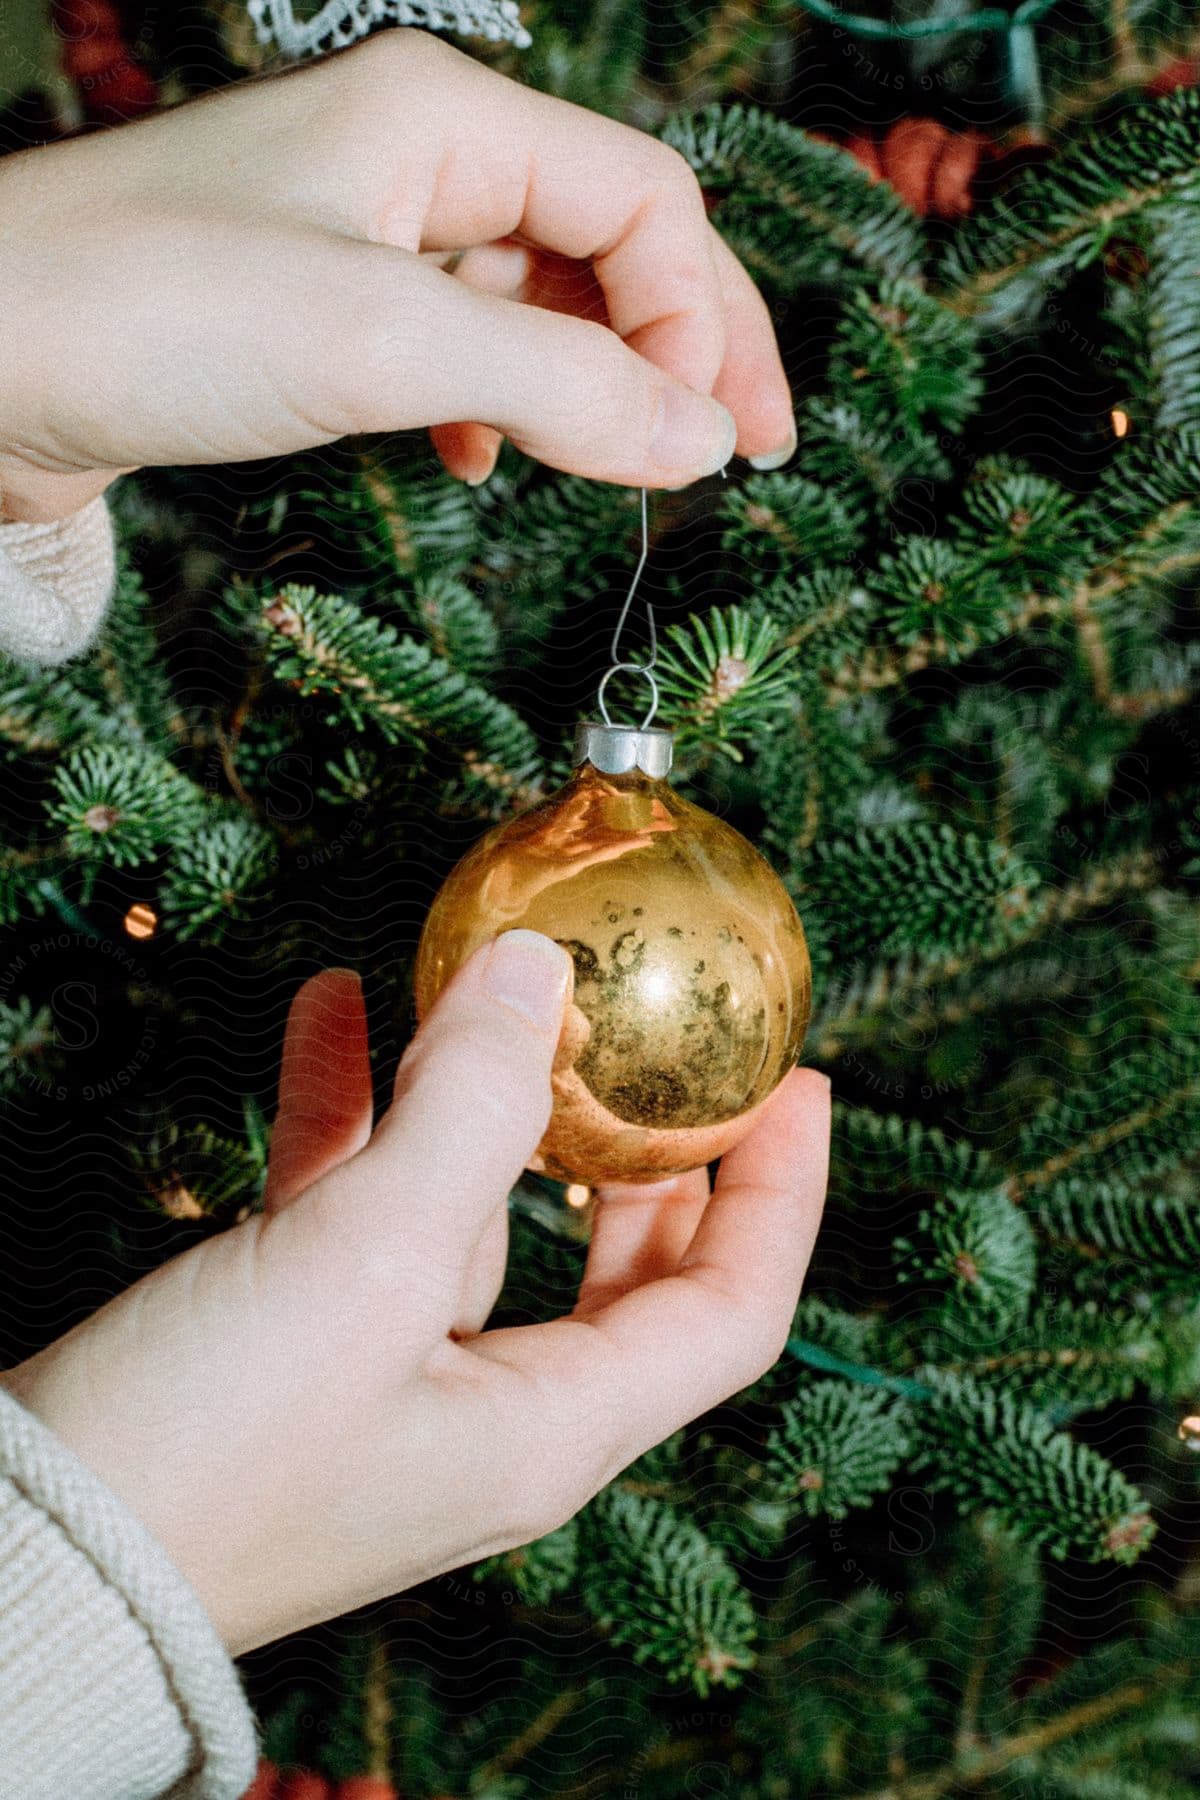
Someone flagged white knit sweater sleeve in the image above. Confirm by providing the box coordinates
[0,502,261,1795]
[0,495,118,664]
[0,1384,260,1800]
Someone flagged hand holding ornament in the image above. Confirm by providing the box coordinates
[1,938,829,1655]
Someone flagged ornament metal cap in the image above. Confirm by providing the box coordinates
[573,720,673,779]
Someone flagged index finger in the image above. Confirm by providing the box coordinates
[219,34,728,397]
[394,47,729,396]
[474,1067,831,1473]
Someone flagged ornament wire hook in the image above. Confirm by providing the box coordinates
[595,470,728,731]
[598,488,659,730]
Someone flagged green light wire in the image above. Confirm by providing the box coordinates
[791,0,1059,123]
[786,1336,934,1400]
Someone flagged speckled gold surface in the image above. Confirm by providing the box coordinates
[414,761,812,1185]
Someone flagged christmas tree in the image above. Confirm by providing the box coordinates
[5,0,1200,1792]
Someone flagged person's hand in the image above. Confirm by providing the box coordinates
[0,931,830,1654]
[0,28,797,524]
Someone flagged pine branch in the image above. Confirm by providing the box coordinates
[662,103,925,290]
[754,678,876,860]
[719,470,866,580]
[92,553,181,750]
[1034,1170,1200,1275]
[868,537,1014,658]
[0,661,112,755]
[257,584,544,808]
[296,444,479,581]
[913,1370,1155,1564]
[581,1487,757,1694]
[895,1187,1038,1333]
[800,823,1043,962]
[812,849,1160,1050]
[159,812,277,941]
[829,278,983,435]
[130,1117,266,1222]
[1044,23,1200,129]
[399,570,499,679]
[46,743,204,868]
[944,1297,1178,1413]
[758,1380,913,1519]
[1146,194,1200,432]
[476,470,645,654]
[475,1520,579,1605]
[758,568,874,674]
[832,1103,1000,1198]
[953,466,1092,596]
[1013,1034,1200,1193]
[910,1518,1041,1748]
[849,1667,1195,1800]
[791,398,951,515]
[654,604,797,760]
[0,997,59,1100]
[939,89,1200,317]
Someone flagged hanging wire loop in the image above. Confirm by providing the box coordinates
[597,488,660,730]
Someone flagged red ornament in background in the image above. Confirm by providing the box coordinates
[242,1763,281,1800]
[239,1763,402,1799]
[1146,55,1200,95]
[52,0,158,125]
[832,118,990,219]
[275,1772,335,1800]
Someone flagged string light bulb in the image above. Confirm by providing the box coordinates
[1178,1414,1200,1450]
[1110,407,1130,439]
[123,902,158,940]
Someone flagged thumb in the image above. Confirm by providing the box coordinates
[361,930,573,1260]
[350,254,737,488]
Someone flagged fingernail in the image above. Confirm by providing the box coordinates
[749,419,798,471]
[483,929,571,1031]
[651,385,738,481]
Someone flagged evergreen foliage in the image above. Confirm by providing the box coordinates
[580,1488,758,1692]
[915,1371,1156,1562]
[759,1378,912,1518]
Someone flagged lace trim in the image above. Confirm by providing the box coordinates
[248,0,532,53]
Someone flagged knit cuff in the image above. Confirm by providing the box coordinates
[0,1384,259,1800]
[0,496,117,666]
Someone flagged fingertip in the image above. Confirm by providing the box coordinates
[593,1167,709,1208]
[430,420,503,485]
[266,966,372,1213]
[778,1065,834,1164]
[647,382,737,486]
[762,1063,832,1124]
[714,1064,832,1216]
[286,965,365,1035]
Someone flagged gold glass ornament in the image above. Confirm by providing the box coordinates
[414,721,812,1187]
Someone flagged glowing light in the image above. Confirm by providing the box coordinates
[1111,407,1130,439]
[565,1183,592,1209]
[124,902,157,940]
[1179,1414,1200,1450]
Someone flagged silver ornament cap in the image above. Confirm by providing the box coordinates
[573,720,673,779]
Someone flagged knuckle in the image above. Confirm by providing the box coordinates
[493,1345,625,1542]
[651,140,705,204]
[685,1263,791,1390]
[733,1307,791,1390]
[344,22,443,79]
